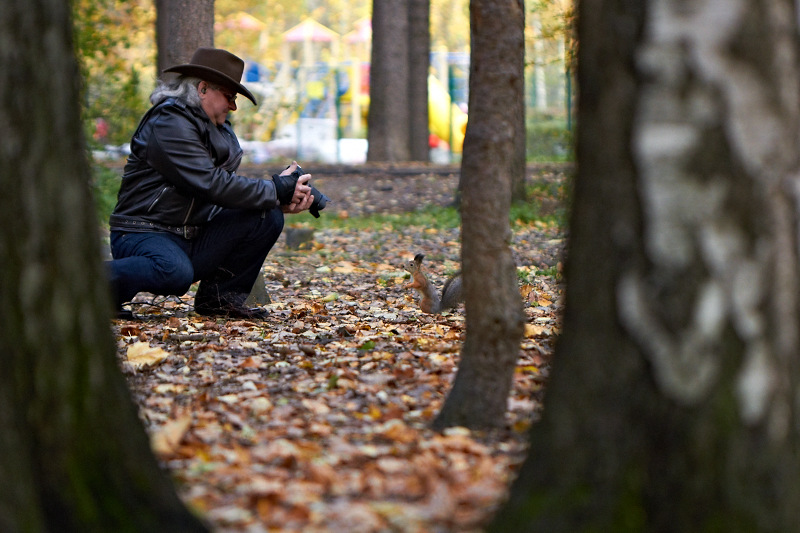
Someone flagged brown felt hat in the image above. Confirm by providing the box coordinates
[164,47,257,105]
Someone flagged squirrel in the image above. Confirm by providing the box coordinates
[404,253,463,313]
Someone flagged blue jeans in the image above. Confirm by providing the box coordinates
[107,208,284,309]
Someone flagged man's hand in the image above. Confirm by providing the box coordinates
[282,173,313,214]
[279,161,299,177]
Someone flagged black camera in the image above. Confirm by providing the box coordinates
[291,165,329,218]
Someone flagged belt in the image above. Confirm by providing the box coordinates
[162,223,201,239]
[110,217,202,239]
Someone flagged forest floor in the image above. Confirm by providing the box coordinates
[111,162,571,532]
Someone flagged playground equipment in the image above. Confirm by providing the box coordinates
[427,74,467,153]
[225,17,472,161]
[337,72,468,153]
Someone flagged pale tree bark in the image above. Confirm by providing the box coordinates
[0,1,207,530]
[494,0,800,530]
[433,0,526,430]
[156,0,215,75]
[368,0,411,161]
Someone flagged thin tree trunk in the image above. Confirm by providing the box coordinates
[433,0,525,431]
[0,1,207,530]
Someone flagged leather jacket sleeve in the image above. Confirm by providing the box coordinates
[144,104,279,210]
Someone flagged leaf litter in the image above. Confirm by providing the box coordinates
[112,165,568,532]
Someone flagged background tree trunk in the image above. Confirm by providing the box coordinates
[0,1,207,530]
[510,7,527,204]
[510,77,527,202]
[494,0,800,530]
[368,0,411,161]
[408,0,431,162]
[156,0,215,74]
[433,0,525,431]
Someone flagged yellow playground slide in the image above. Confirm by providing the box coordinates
[428,74,467,153]
[339,70,468,153]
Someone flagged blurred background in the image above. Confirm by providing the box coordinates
[76,0,574,165]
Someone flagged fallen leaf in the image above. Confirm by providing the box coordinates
[151,413,192,455]
[126,341,169,369]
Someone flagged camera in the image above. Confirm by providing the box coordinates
[292,165,329,218]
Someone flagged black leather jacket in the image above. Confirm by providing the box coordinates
[109,97,279,237]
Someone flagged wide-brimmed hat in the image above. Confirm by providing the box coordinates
[164,47,257,105]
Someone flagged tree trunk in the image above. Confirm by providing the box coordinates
[156,0,215,75]
[510,9,527,204]
[0,2,207,531]
[433,0,525,431]
[510,80,527,202]
[367,0,411,161]
[510,58,527,202]
[494,0,800,530]
[408,0,430,162]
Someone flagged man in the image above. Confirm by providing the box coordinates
[107,47,314,320]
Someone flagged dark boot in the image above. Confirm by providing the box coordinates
[194,285,269,320]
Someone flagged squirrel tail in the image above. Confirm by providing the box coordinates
[439,272,463,311]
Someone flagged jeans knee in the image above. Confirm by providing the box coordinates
[252,208,284,247]
[267,209,284,248]
[265,208,285,234]
[153,258,194,295]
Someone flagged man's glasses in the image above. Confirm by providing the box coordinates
[210,85,237,104]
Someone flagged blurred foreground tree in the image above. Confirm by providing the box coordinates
[0,1,207,530]
[433,0,526,430]
[494,0,800,530]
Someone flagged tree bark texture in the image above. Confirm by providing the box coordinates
[433,0,526,431]
[494,0,800,530]
[510,67,527,202]
[156,0,215,75]
[368,0,411,161]
[0,2,207,531]
[408,0,431,161]
[510,7,527,204]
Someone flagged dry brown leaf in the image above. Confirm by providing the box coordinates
[151,413,192,455]
[126,341,169,369]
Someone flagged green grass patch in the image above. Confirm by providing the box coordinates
[296,194,566,234]
[298,180,568,234]
[297,204,462,232]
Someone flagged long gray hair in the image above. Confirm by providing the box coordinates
[150,75,202,107]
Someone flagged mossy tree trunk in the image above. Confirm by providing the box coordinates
[433,0,526,431]
[0,2,207,531]
[493,0,800,530]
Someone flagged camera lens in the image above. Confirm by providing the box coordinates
[289,165,329,218]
